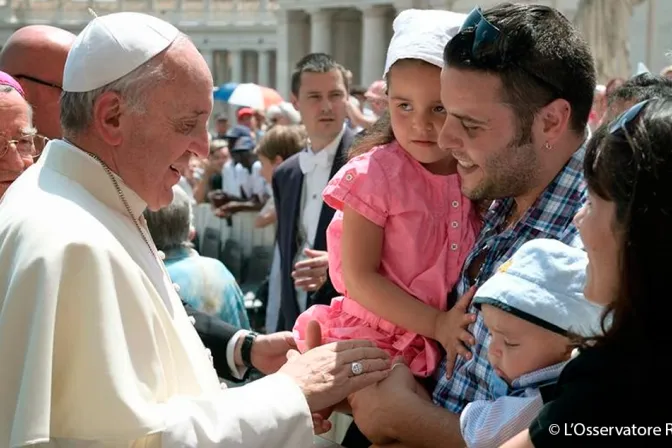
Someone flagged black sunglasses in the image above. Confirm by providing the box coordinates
[608,99,649,136]
[459,7,563,99]
[13,74,61,90]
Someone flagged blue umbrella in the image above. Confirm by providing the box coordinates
[213,82,238,101]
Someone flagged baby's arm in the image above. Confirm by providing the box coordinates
[341,205,442,339]
[459,392,544,448]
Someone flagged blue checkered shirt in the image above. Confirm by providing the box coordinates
[432,144,587,412]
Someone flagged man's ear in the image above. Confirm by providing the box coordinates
[290,93,300,112]
[540,98,572,146]
[92,91,124,146]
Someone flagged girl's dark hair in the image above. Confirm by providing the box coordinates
[348,110,394,159]
[583,96,672,352]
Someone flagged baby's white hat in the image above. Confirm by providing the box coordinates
[383,9,467,78]
[473,238,605,337]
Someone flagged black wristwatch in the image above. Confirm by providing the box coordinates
[241,332,258,369]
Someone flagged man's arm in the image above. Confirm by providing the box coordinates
[182,302,249,382]
[8,240,313,448]
[350,364,464,448]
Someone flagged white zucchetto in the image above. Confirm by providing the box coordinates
[63,12,180,92]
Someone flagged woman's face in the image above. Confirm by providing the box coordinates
[574,191,622,306]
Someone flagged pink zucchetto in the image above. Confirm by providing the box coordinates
[0,71,25,97]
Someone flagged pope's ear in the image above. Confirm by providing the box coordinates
[92,91,124,146]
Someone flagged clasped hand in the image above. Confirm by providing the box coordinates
[278,321,392,435]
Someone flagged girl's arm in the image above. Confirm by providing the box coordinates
[341,205,440,339]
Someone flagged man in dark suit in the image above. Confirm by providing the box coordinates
[272,53,355,332]
[183,304,297,382]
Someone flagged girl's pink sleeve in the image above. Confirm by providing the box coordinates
[322,153,390,227]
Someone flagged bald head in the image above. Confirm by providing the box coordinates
[0,25,75,140]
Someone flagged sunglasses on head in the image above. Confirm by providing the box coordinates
[459,7,563,99]
[608,99,650,136]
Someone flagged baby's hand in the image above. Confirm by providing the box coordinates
[433,286,477,378]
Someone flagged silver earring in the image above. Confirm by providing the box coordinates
[544,142,552,150]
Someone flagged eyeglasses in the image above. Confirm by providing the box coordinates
[608,99,649,136]
[13,74,62,91]
[459,7,563,99]
[0,134,40,160]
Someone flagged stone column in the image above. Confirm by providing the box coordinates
[309,8,333,54]
[276,10,310,98]
[258,50,271,87]
[360,6,389,86]
[230,49,244,83]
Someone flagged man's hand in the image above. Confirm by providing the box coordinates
[245,332,297,375]
[279,338,391,413]
[349,362,431,444]
[215,201,243,218]
[293,248,329,291]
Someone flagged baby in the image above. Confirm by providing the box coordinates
[460,238,604,448]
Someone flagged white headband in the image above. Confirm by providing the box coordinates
[383,9,467,78]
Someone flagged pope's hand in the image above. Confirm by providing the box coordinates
[249,332,297,375]
[279,339,391,412]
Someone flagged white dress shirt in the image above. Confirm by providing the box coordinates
[0,140,313,448]
[294,125,345,311]
[222,160,267,199]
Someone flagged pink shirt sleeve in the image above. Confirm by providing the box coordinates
[322,150,390,227]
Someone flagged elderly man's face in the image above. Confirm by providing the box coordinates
[438,67,541,201]
[118,39,212,210]
[0,89,34,196]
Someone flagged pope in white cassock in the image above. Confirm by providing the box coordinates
[0,12,392,448]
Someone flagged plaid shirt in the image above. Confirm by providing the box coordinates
[432,143,587,413]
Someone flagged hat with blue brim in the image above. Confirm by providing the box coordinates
[473,238,604,337]
[232,135,255,152]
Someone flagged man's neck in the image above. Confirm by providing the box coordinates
[66,133,120,175]
[510,133,584,224]
[309,128,342,153]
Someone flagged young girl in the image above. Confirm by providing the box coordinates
[293,9,480,378]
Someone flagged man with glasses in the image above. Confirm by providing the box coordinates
[0,25,75,147]
[0,73,38,197]
[343,4,596,447]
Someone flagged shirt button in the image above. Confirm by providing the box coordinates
[451,200,459,208]
[451,243,458,251]
[158,250,166,260]
[345,173,354,181]
[205,348,213,364]
[173,283,181,293]
[220,383,227,390]
[189,316,196,325]
[451,221,459,228]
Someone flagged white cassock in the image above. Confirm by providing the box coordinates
[0,140,313,448]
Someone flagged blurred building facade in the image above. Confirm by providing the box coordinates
[0,0,661,98]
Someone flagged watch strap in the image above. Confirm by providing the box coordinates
[241,332,257,369]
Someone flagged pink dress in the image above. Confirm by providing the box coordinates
[293,141,480,377]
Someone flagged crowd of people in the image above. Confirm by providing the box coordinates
[0,2,671,448]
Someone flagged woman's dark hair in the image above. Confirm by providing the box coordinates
[584,96,672,351]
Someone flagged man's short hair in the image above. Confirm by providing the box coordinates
[290,53,349,97]
[607,73,672,105]
[444,3,596,137]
